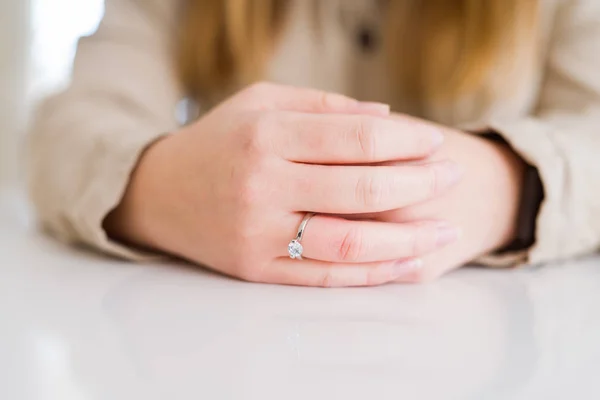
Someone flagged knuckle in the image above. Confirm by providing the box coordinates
[318,92,355,112]
[337,227,365,262]
[230,210,259,245]
[243,111,276,154]
[230,154,269,209]
[236,171,266,207]
[353,118,378,160]
[245,81,276,97]
[319,269,335,288]
[355,174,386,208]
[318,92,337,110]
[234,82,278,109]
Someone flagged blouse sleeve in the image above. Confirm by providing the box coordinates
[27,0,182,259]
[485,0,600,265]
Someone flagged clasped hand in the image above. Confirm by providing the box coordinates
[106,83,525,287]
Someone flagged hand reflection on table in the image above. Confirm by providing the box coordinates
[102,265,539,400]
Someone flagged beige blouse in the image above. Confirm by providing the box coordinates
[27,0,600,265]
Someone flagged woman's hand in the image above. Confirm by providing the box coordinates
[370,118,527,283]
[105,83,464,287]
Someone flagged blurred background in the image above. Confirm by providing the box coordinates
[0,0,104,190]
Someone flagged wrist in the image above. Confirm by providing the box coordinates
[103,135,174,252]
[482,137,530,250]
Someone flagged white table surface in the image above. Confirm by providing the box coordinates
[1,190,600,400]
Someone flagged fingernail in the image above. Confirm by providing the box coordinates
[393,258,423,279]
[432,161,464,193]
[356,102,391,115]
[429,128,445,149]
[436,223,461,247]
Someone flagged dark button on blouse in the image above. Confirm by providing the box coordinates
[356,25,379,52]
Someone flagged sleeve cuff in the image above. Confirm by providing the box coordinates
[475,117,568,267]
[68,129,171,261]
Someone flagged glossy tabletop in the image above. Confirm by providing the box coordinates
[1,190,599,400]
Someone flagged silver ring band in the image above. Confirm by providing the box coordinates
[288,212,316,260]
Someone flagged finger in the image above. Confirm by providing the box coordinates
[280,215,459,263]
[261,258,424,287]
[242,82,390,116]
[271,112,444,164]
[287,161,464,214]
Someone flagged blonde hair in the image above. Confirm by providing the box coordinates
[176,0,539,107]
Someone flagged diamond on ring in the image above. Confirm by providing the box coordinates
[288,212,316,261]
[288,239,304,259]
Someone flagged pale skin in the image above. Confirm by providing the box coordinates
[367,116,525,282]
[105,83,525,287]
